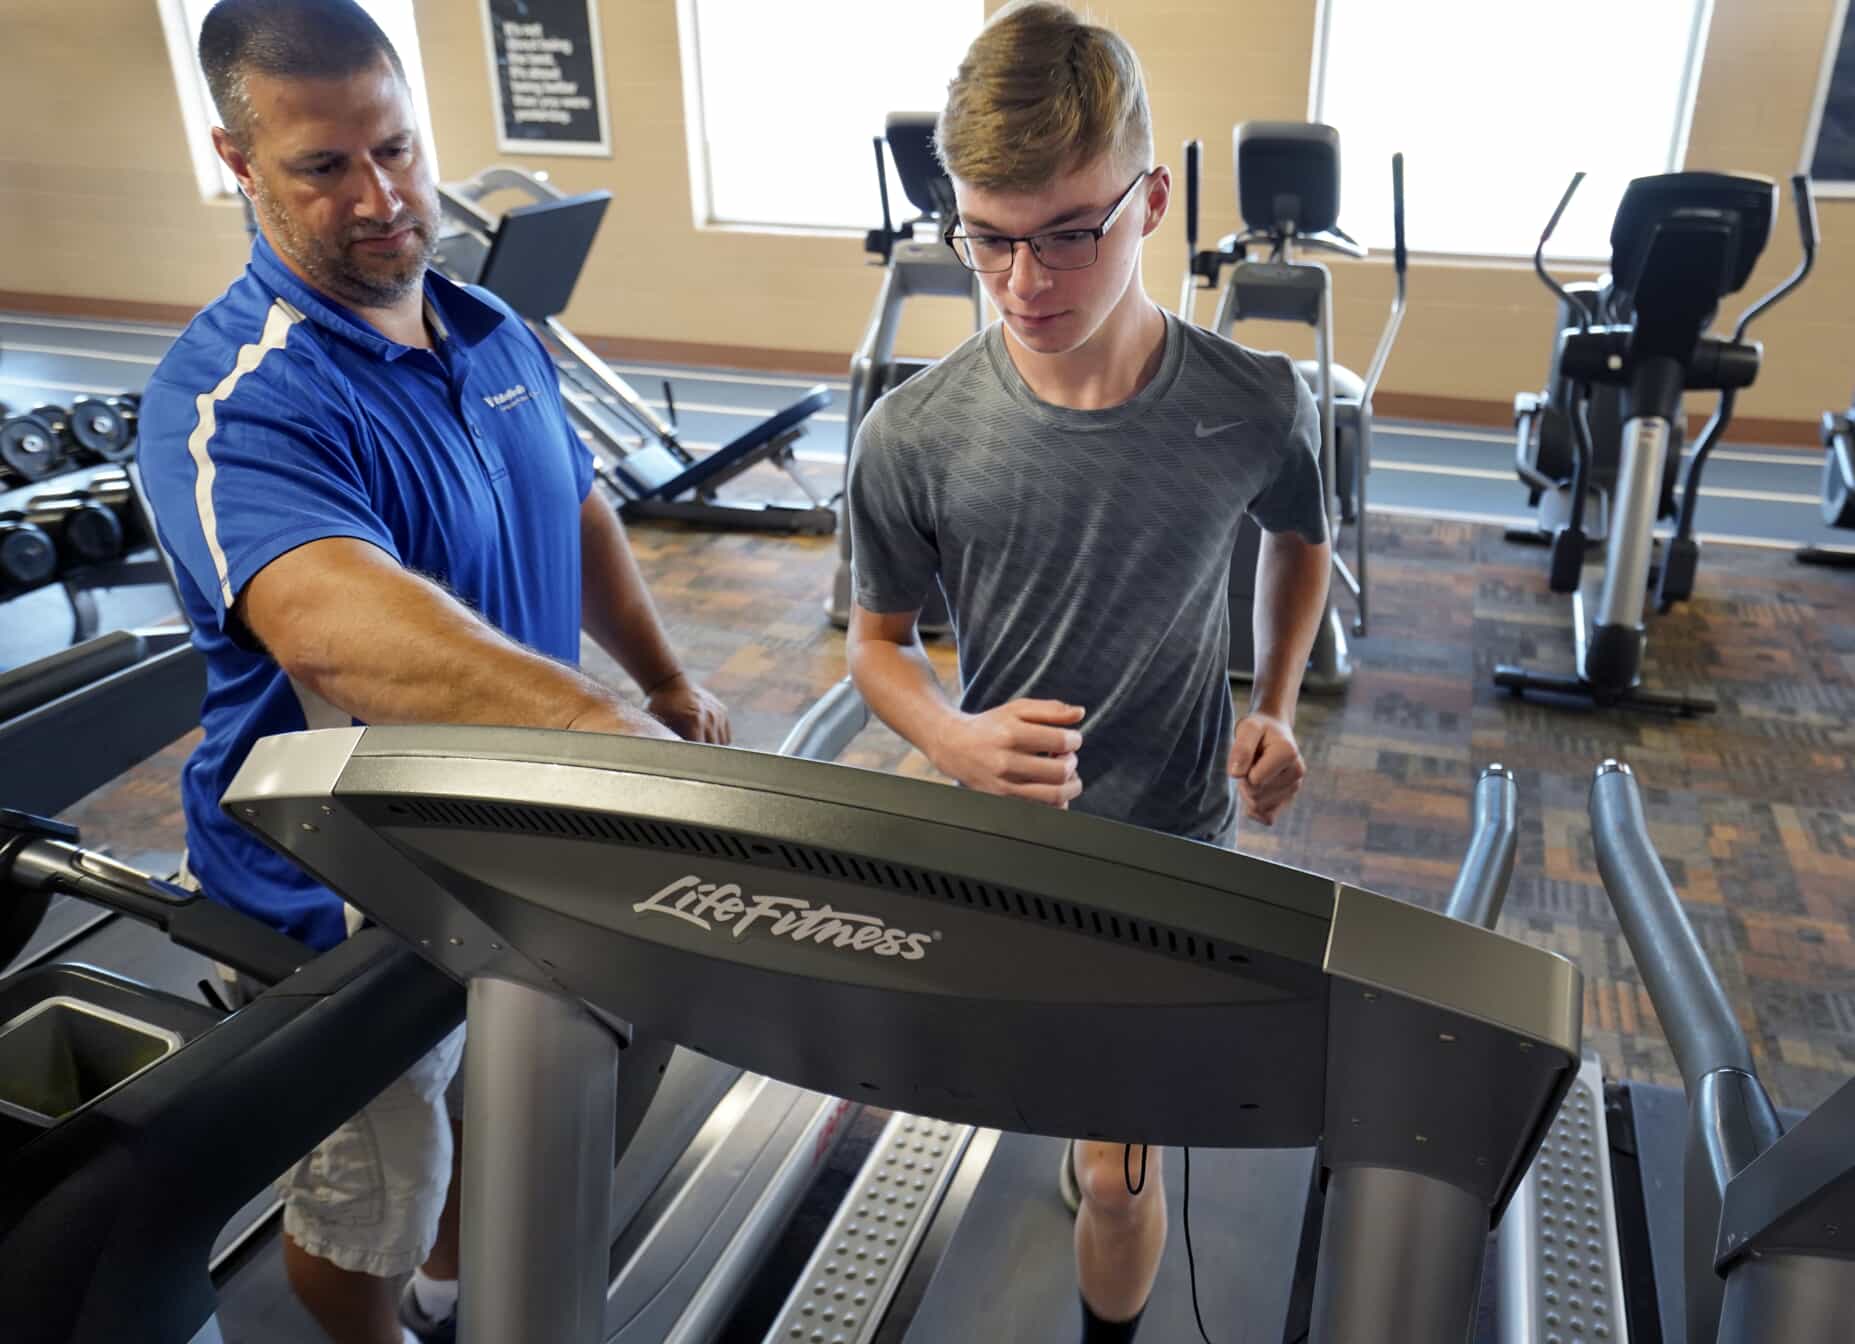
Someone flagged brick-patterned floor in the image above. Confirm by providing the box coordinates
[59,507,1855,1112]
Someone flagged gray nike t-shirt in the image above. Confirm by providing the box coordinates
[848,310,1325,840]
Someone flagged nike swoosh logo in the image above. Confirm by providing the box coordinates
[1195,419,1245,438]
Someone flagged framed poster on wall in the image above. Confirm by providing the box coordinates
[1804,0,1855,194]
[480,0,612,156]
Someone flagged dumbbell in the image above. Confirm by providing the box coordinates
[110,393,140,448]
[0,511,59,594]
[23,488,126,569]
[67,396,136,464]
[0,408,65,484]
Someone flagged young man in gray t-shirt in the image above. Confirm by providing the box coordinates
[845,5,1332,1342]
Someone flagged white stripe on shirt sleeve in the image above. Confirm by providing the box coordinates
[186,299,304,611]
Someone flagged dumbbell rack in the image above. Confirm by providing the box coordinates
[1,394,172,647]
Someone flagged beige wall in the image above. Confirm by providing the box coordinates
[0,0,1847,428]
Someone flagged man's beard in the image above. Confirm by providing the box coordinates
[251,178,438,309]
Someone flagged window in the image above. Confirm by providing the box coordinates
[156,0,439,202]
[678,0,984,232]
[1311,0,1714,260]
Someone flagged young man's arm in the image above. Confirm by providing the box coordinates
[578,493,729,743]
[1230,531,1330,825]
[239,536,673,739]
[847,605,1083,807]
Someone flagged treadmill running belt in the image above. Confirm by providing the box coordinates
[892,1134,1317,1342]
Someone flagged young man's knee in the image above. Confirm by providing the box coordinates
[1075,1143,1163,1220]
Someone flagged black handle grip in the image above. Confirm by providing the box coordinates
[1791,173,1818,260]
[1183,139,1201,251]
[1391,152,1407,276]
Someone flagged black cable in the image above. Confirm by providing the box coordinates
[1107,1144,1218,1341]
[1184,1146,1216,1342]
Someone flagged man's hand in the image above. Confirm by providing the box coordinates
[931,699,1085,807]
[1228,712,1306,826]
[566,700,678,741]
[646,674,731,744]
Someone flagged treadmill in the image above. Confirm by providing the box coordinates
[1,662,873,1343]
[224,711,1587,1344]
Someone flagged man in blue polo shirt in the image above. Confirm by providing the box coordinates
[136,3,726,1341]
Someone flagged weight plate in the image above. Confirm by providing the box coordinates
[0,521,59,589]
[0,415,62,482]
[61,502,126,566]
[28,405,69,436]
[69,397,130,460]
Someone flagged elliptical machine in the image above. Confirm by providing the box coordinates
[825,113,984,634]
[1509,292,1686,557]
[1178,123,1407,692]
[1798,393,1855,567]
[1493,172,1818,715]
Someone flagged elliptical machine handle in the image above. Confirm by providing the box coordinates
[866,135,897,264]
[1184,139,1201,251]
[1178,139,1202,320]
[1792,172,1819,263]
[1533,172,1590,332]
[1361,150,1409,401]
[1729,174,1818,343]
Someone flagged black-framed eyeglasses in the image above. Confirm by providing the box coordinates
[944,170,1153,274]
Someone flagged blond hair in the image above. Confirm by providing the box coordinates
[936,1,1153,192]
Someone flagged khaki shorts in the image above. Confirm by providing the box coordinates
[186,866,466,1278]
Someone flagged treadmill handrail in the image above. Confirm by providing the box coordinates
[1587,761,1758,1083]
[0,631,147,723]
[1442,766,1517,930]
[1,824,309,986]
[0,637,204,818]
[775,677,869,762]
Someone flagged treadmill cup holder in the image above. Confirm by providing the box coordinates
[0,996,183,1130]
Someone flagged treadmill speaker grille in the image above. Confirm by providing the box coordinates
[386,797,1236,968]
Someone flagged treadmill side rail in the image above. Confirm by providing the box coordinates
[765,1112,976,1344]
[1492,1052,1633,1344]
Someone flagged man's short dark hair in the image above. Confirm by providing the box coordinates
[198,0,406,149]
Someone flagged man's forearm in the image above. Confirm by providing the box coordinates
[1249,532,1332,721]
[288,573,652,732]
[848,632,963,765]
[580,496,683,693]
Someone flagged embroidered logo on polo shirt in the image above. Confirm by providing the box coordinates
[483,383,533,412]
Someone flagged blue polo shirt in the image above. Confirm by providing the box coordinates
[138,235,594,950]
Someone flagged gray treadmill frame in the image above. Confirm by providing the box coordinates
[225,713,1580,1344]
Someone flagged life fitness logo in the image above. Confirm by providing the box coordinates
[633,875,935,961]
